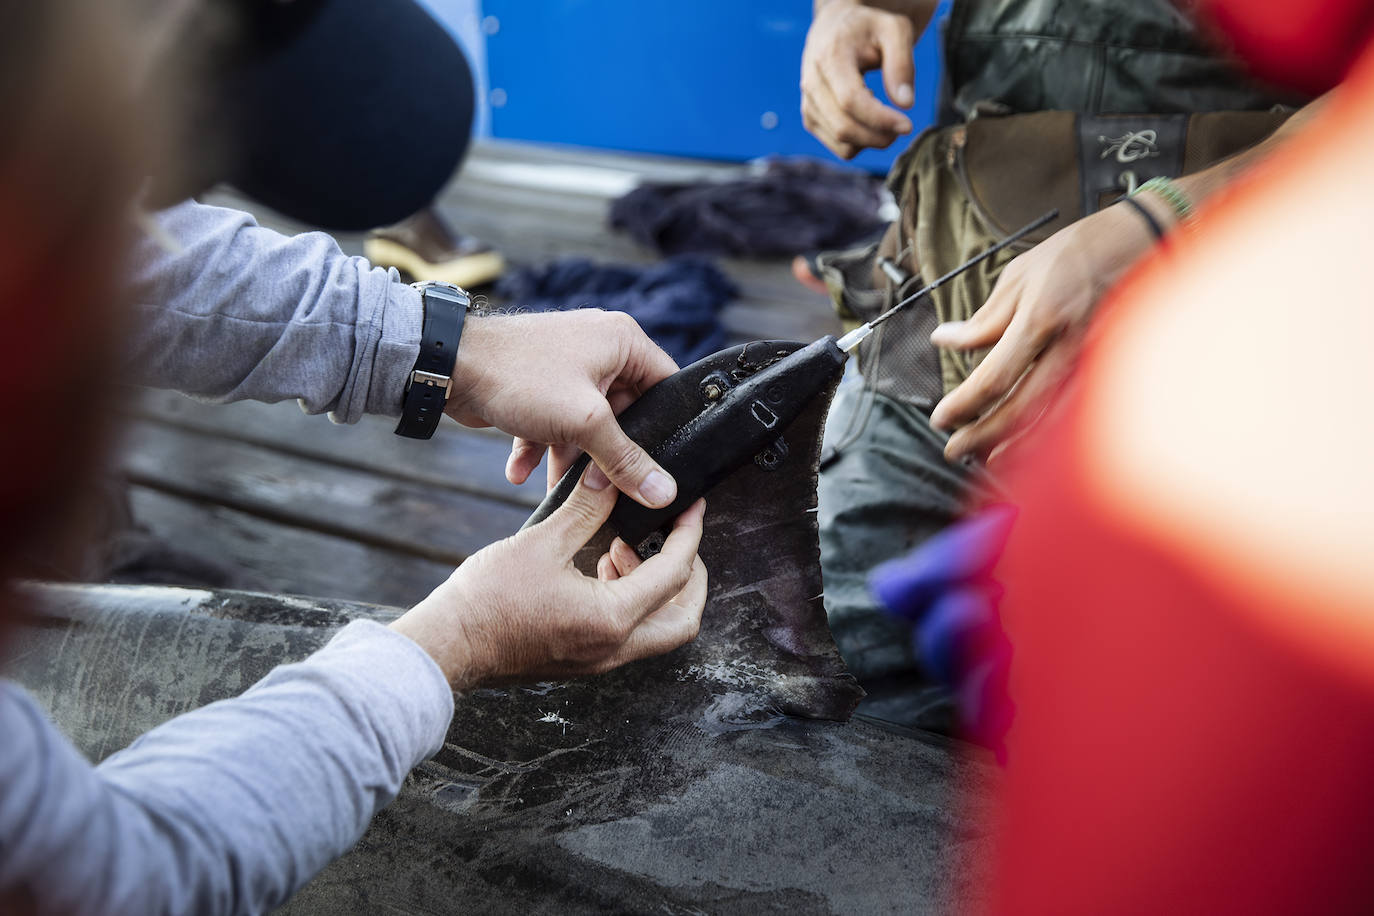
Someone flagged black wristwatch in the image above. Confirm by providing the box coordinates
[395,281,471,439]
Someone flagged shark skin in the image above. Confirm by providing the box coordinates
[5,342,995,914]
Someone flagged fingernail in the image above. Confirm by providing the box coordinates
[895,84,914,107]
[638,470,676,507]
[585,463,611,490]
[930,321,962,344]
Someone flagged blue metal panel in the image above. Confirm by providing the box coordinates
[416,0,493,136]
[482,0,946,173]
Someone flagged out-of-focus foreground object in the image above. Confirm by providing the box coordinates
[871,506,1017,762]
[0,1,165,593]
[1196,0,1374,94]
[142,0,476,230]
[986,27,1374,915]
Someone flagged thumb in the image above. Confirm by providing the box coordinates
[536,462,619,557]
[580,401,678,509]
[878,17,917,109]
[606,499,706,630]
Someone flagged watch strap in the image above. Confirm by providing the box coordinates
[395,282,469,439]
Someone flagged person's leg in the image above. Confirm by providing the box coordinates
[213,0,505,284]
[217,0,474,231]
[818,368,971,730]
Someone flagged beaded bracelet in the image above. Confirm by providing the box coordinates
[1132,176,1194,228]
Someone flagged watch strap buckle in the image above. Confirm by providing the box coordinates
[396,282,470,440]
[409,369,453,399]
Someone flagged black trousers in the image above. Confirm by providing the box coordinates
[157,0,475,231]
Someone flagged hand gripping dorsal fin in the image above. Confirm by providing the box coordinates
[525,339,864,727]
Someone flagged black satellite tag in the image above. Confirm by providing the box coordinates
[524,337,847,554]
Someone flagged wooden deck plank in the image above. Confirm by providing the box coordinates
[126,486,451,608]
[462,138,750,185]
[130,390,545,509]
[119,419,528,567]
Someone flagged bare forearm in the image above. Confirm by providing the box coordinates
[1172,96,1328,214]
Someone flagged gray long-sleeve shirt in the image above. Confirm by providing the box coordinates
[0,621,454,915]
[126,199,424,422]
[1,202,454,913]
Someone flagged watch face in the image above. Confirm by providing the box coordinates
[418,282,470,306]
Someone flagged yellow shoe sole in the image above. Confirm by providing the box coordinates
[364,237,506,288]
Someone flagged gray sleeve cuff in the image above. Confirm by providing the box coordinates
[327,277,422,424]
[125,200,425,425]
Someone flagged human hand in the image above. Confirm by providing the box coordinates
[391,465,708,689]
[445,310,680,508]
[800,0,933,158]
[928,201,1164,463]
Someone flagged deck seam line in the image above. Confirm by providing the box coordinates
[123,474,478,567]
[121,411,543,512]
